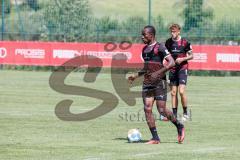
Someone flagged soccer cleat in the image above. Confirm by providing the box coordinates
[181,114,190,122]
[159,114,169,121]
[183,113,190,119]
[177,124,185,144]
[145,139,160,144]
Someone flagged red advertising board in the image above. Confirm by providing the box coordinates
[0,41,239,71]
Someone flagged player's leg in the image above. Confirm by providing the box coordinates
[143,97,155,129]
[155,80,185,143]
[171,85,178,117]
[179,84,188,115]
[142,87,160,144]
[178,69,189,118]
[156,100,185,143]
[156,100,175,122]
[169,70,179,118]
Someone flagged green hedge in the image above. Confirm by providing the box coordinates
[1,65,239,76]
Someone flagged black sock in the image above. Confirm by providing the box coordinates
[183,106,187,115]
[172,108,177,117]
[150,127,160,140]
[171,119,183,128]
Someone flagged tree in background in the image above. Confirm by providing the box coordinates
[152,15,167,39]
[95,16,119,42]
[214,19,240,43]
[94,16,147,43]
[0,0,11,15]
[182,0,213,32]
[122,16,146,34]
[43,0,92,42]
[153,15,164,32]
[27,0,39,11]
[96,17,118,34]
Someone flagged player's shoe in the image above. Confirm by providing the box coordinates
[183,113,190,119]
[159,114,169,121]
[177,124,185,144]
[181,113,190,122]
[145,139,160,144]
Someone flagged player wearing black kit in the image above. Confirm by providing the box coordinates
[165,24,193,119]
[128,25,185,144]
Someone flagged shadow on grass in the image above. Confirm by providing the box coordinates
[113,137,178,144]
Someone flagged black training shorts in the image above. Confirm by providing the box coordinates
[169,69,188,86]
[142,80,167,101]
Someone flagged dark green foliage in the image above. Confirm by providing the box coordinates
[95,16,147,43]
[121,16,147,34]
[182,0,214,32]
[0,0,11,15]
[43,0,93,42]
[153,15,165,34]
[27,0,39,11]
[95,16,119,42]
[96,16,119,34]
[214,19,240,42]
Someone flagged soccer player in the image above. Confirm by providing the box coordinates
[128,25,185,144]
[165,24,193,119]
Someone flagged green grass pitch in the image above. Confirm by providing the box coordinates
[0,70,240,160]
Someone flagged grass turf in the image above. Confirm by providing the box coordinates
[0,70,240,160]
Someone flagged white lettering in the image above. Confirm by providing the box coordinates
[15,49,45,59]
[192,53,207,62]
[53,50,81,59]
[216,53,240,63]
[53,49,132,60]
[0,48,7,58]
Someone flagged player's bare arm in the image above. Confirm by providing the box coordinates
[128,69,146,84]
[175,50,193,64]
[164,54,176,70]
[150,55,175,80]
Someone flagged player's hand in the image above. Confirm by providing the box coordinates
[128,75,136,84]
[175,58,184,65]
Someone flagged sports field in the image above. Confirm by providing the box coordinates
[1,70,240,160]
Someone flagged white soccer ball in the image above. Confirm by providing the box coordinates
[127,129,142,143]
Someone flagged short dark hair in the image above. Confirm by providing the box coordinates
[169,24,181,30]
[144,25,156,36]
